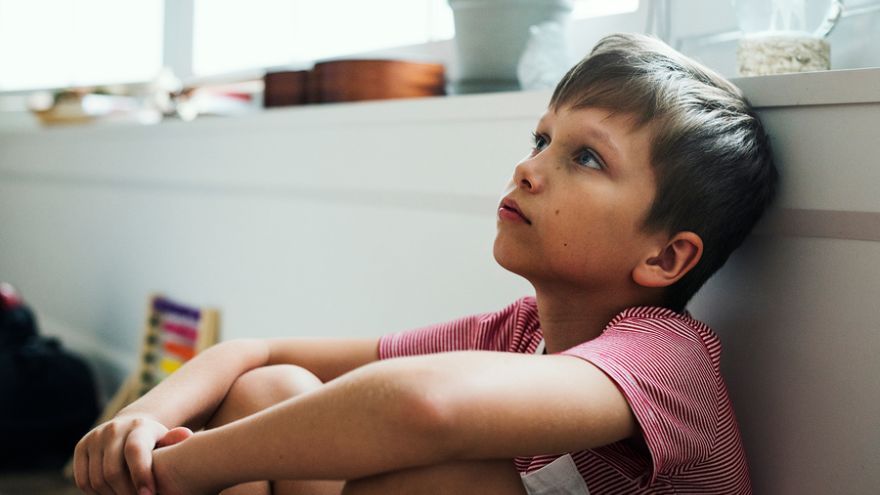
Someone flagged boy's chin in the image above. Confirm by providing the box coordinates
[492,245,532,279]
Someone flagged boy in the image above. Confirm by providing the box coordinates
[74,33,777,495]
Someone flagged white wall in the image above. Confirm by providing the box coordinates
[0,92,545,393]
[689,70,880,493]
[1,68,879,492]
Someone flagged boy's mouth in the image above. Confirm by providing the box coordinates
[499,198,531,225]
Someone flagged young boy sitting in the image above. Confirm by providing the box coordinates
[74,33,777,495]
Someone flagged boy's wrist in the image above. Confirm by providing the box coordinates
[153,438,200,494]
[152,431,228,495]
[152,443,184,495]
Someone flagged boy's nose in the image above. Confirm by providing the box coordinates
[513,157,545,193]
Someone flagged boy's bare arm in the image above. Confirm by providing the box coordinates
[116,337,378,428]
[265,336,380,383]
[152,351,636,494]
[73,336,378,495]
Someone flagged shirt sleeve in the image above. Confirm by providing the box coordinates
[379,297,533,359]
[559,317,719,485]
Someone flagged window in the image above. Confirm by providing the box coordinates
[192,0,454,76]
[573,0,639,19]
[191,0,638,77]
[0,0,163,91]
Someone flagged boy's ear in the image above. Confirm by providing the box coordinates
[632,232,703,288]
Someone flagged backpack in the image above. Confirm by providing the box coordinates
[0,283,100,470]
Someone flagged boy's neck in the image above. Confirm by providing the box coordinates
[534,286,648,354]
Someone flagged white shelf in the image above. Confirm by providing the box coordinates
[732,67,880,107]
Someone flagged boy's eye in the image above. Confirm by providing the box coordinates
[531,132,548,152]
[577,149,604,170]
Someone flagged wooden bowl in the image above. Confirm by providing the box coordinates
[312,59,445,103]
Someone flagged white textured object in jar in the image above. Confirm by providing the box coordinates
[737,35,830,77]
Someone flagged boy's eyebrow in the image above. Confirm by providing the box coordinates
[537,114,620,155]
[582,126,620,159]
[573,126,621,172]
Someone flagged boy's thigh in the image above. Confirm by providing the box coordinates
[341,459,527,495]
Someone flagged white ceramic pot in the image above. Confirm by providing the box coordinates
[448,0,573,94]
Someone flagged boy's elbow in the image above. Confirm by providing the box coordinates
[362,359,462,460]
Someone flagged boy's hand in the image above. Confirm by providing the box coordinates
[73,414,191,495]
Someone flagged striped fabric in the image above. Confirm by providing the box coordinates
[379,297,751,494]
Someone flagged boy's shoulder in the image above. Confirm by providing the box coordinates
[479,298,717,344]
[604,306,716,338]
[481,298,720,361]
[599,305,721,361]
[562,305,724,380]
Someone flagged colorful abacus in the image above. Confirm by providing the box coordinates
[138,296,218,396]
[88,294,219,426]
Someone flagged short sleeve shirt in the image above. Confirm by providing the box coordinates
[378,297,752,494]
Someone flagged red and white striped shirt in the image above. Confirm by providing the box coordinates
[379,296,751,494]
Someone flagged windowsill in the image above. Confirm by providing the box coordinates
[1,67,878,134]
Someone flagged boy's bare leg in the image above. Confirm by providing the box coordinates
[204,364,344,495]
[341,459,528,495]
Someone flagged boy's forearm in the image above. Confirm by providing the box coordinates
[155,356,458,491]
[120,339,270,429]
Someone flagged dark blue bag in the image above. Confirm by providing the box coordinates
[0,283,100,470]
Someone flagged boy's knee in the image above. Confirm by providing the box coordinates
[226,365,323,413]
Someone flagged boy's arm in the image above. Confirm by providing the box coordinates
[265,336,380,383]
[152,351,636,494]
[73,337,378,495]
[119,337,378,428]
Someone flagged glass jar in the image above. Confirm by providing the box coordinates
[733,0,844,76]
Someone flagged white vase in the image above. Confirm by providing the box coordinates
[448,0,574,94]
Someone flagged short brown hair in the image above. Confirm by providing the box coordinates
[551,33,778,311]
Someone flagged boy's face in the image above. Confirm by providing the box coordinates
[494,105,661,292]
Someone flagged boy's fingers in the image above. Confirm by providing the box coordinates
[73,440,92,493]
[156,426,194,448]
[124,428,160,494]
[103,434,137,495]
[104,449,135,495]
[87,443,110,495]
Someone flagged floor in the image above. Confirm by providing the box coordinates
[0,471,81,495]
